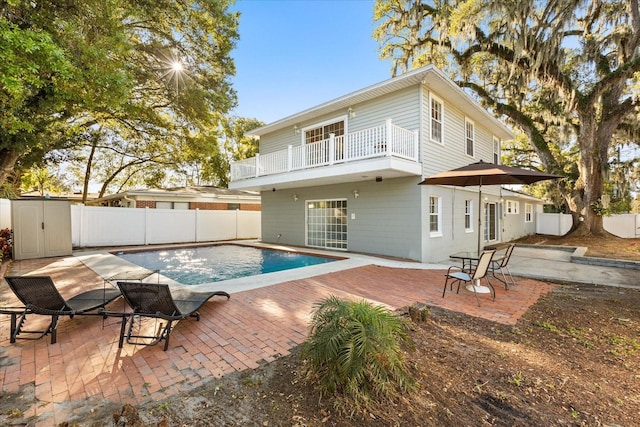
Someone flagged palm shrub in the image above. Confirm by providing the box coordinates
[301,296,416,406]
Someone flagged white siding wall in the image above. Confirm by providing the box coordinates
[0,198,11,229]
[348,86,421,132]
[421,186,487,262]
[259,87,422,156]
[255,82,516,263]
[422,87,499,177]
[261,177,424,261]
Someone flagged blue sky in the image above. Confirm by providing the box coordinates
[229,0,393,124]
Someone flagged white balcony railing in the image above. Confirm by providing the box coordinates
[231,119,419,181]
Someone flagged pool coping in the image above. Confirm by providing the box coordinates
[74,240,451,294]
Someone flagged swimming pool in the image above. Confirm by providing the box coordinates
[115,245,339,285]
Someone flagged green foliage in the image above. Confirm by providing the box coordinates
[374,0,640,233]
[1,0,240,196]
[301,296,416,407]
[20,165,71,196]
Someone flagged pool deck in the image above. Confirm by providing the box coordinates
[0,243,556,426]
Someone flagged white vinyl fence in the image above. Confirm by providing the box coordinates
[0,199,10,230]
[537,213,640,238]
[72,205,261,247]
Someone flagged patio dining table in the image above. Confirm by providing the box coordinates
[449,251,492,294]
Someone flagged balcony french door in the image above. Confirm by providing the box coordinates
[304,120,345,165]
[306,199,347,250]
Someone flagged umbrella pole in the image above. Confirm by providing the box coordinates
[477,180,482,254]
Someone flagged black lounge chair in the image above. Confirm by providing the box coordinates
[116,282,230,351]
[1,276,122,344]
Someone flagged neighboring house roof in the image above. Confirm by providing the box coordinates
[90,186,260,204]
[19,191,100,203]
[247,65,514,141]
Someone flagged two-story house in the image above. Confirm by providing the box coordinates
[229,65,533,263]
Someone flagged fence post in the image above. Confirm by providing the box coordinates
[77,204,83,248]
[144,207,149,245]
[236,209,240,239]
[195,208,199,242]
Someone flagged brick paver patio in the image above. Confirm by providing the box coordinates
[0,254,555,426]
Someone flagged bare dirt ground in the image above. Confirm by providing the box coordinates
[513,234,640,261]
[105,236,640,427]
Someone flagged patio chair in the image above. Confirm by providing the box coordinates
[443,250,496,306]
[490,243,516,290]
[1,276,122,344]
[116,282,230,351]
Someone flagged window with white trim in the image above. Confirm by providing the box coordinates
[525,203,533,222]
[306,199,348,250]
[430,94,443,144]
[464,199,473,231]
[506,200,520,214]
[493,136,500,164]
[465,118,475,157]
[429,196,442,236]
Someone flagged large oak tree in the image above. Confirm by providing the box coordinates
[1,0,239,199]
[374,0,640,235]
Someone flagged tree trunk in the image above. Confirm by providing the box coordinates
[567,114,607,236]
[0,149,21,189]
[82,142,97,204]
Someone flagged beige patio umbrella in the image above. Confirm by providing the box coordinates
[418,160,562,253]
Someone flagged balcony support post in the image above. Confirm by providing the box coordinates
[413,130,420,161]
[386,118,393,157]
[287,145,293,172]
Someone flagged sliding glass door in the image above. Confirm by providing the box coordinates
[306,199,347,250]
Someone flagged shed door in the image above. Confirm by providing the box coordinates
[12,200,72,260]
[12,201,44,259]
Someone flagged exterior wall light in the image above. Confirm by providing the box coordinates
[292,194,299,202]
[348,107,356,119]
[293,125,300,135]
[352,189,359,199]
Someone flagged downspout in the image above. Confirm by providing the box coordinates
[122,195,135,208]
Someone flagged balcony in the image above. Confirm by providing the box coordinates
[230,120,421,190]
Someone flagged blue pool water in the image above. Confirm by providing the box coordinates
[116,245,338,285]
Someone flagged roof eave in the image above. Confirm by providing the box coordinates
[247,65,514,141]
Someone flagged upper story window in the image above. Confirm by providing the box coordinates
[493,136,500,164]
[304,119,345,144]
[430,94,444,144]
[465,118,475,157]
